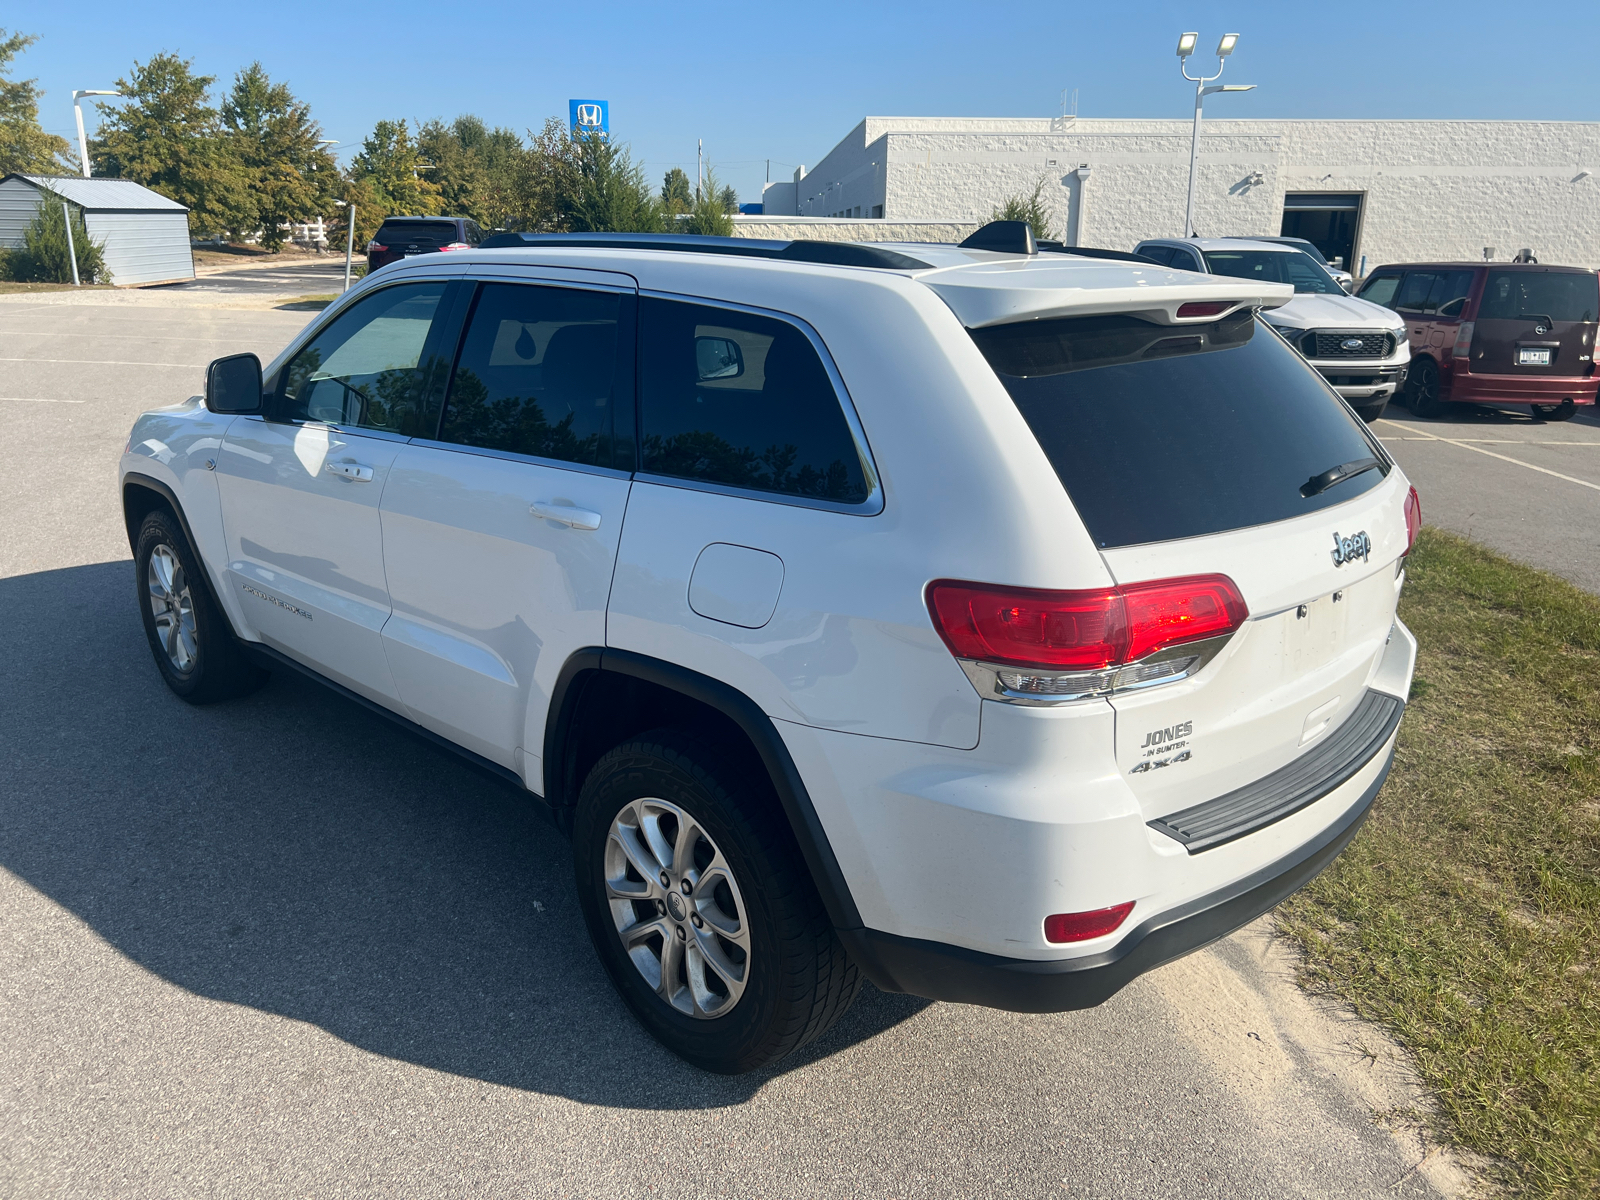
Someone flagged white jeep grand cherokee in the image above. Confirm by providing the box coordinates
[120,223,1420,1074]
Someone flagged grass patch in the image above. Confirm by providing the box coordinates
[0,280,114,294]
[1279,528,1600,1198]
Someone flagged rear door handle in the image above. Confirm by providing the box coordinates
[530,501,602,530]
[325,461,374,482]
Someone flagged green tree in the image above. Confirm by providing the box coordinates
[561,133,662,233]
[418,116,484,219]
[0,29,72,175]
[348,118,442,221]
[990,177,1056,242]
[684,166,733,236]
[220,63,335,250]
[91,53,252,237]
[719,184,739,214]
[661,167,692,215]
[1,198,109,283]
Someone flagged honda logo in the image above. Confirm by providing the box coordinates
[576,104,602,127]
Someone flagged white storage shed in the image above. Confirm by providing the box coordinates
[0,174,194,286]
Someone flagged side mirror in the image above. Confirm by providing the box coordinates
[205,352,263,414]
[695,336,744,381]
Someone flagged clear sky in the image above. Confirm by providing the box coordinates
[10,0,1598,204]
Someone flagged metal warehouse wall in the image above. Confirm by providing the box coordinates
[776,117,1600,271]
[83,211,194,285]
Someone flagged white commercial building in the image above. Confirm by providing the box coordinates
[758,117,1600,273]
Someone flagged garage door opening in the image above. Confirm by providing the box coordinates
[1280,193,1364,277]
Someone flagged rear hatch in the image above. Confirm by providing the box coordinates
[968,307,1410,820]
[374,220,461,255]
[1470,267,1598,378]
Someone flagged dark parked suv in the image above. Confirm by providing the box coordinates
[1357,263,1599,420]
[367,216,485,273]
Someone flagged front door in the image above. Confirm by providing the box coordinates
[216,279,458,703]
[378,275,636,781]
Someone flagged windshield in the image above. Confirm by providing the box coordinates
[1203,249,1342,295]
[1479,270,1598,323]
[969,311,1386,548]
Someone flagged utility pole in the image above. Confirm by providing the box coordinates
[62,202,81,286]
[697,140,703,200]
[1176,33,1255,238]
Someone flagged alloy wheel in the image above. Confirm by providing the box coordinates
[604,796,752,1019]
[147,544,198,674]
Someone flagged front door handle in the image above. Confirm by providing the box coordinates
[530,501,602,530]
[325,461,374,482]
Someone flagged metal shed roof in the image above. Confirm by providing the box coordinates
[9,174,187,213]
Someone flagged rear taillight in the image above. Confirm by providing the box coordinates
[1403,485,1422,556]
[438,241,470,252]
[1177,301,1230,318]
[1045,902,1135,944]
[367,241,386,253]
[1452,320,1475,362]
[926,575,1247,700]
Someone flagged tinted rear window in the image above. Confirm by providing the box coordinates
[970,312,1386,548]
[375,221,459,245]
[1479,270,1598,323]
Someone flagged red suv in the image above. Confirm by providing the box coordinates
[1357,262,1598,420]
[367,216,485,273]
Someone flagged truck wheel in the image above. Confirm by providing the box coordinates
[572,730,860,1073]
[135,509,268,704]
[1352,398,1388,423]
[1406,358,1445,417]
[1531,400,1575,421]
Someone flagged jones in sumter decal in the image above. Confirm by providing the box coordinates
[1130,720,1193,773]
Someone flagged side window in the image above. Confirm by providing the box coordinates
[465,221,484,247]
[1358,272,1402,310]
[1138,245,1175,267]
[638,298,870,504]
[279,283,449,435]
[1394,271,1439,314]
[1429,270,1476,318]
[438,282,626,468]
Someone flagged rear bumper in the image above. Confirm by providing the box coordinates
[839,752,1387,1011]
[1448,371,1598,406]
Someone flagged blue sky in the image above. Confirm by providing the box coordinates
[10,1,1598,204]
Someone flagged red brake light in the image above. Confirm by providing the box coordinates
[925,575,1247,671]
[1452,320,1474,361]
[367,241,386,252]
[1403,485,1421,555]
[1177,301,1230,318]
[439,241,470,252]
[1045,902,1135,944]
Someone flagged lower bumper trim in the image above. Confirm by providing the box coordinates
[839,743,1393,1013]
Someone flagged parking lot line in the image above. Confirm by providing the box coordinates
[1376,419,1600,494]
[1,397,86,404]
[0,356,206,368]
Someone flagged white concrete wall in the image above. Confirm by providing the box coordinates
[789,117,1600,269]
[729,216,977,243]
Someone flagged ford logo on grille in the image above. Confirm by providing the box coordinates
[1341,337,1365,351]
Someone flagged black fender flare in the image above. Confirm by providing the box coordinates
[544,648,864,932]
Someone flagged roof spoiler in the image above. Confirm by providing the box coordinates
[959,221,1036,255]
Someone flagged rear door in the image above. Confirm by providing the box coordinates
[216,279,456,703]
[377,270,636,780]
[1471,268,1599,377]
[970,310,1409,819]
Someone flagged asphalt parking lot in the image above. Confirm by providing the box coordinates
[0,274,1480,1199]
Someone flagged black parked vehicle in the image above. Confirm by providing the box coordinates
[367,216,485,272]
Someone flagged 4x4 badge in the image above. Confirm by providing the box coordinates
[1330,530,1371,567]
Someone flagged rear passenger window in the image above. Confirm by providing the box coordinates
[638,298,870,504]
[1394,272,1439,313]
[1427,270,1475,318]
[439,283,627,468]
[1139,245,1175,267]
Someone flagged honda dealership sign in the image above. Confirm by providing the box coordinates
[569,100,609,139]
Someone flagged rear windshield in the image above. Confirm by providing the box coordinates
[375,221,460,245]
[1202,249,1342,295]
[970,312,1387,548]
[1478,270,1598,323]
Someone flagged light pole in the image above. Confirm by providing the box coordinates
[335,200,355,292]
[72,90,121,178]
[1177,33,1255,237]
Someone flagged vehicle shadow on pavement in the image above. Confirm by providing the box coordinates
[0,561,932,1109]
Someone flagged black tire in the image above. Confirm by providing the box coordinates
[1406,357,1445,417]
[1353,397,1389,423]
[134,508,268,704]
[1531,400,1576,421]
[572,730,861,1073]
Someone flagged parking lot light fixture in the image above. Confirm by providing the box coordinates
[72,90,121,178]
[1178,34,1256,237]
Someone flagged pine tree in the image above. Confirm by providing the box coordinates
[562,134,663,234]
[0,29,73,175]
[91,53,253,237]
[719,184,739,215]
[685,167,733,236]
[221,63,335,250]
[661,167,692,215]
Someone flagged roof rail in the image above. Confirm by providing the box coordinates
[475,231,932,270]
[960,220,1036,255]
[1038,243,1168,266]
